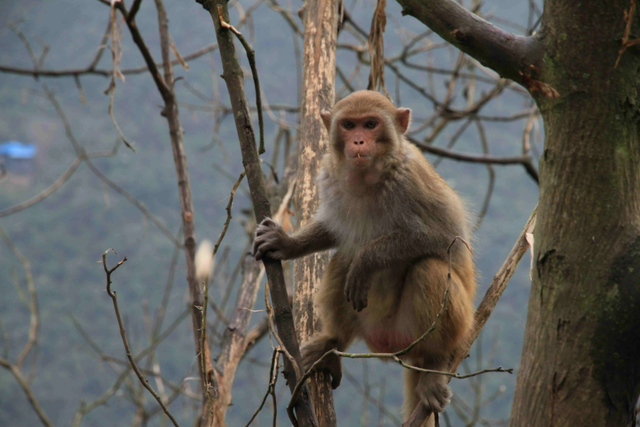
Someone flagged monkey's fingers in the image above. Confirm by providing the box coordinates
[352,286,370,312]
[344,279,368,311]
[253,238,274,260]
[258,217,276,229]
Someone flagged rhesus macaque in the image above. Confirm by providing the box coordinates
[253,90,476,423]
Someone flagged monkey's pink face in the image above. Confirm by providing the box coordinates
[336,114,391,170]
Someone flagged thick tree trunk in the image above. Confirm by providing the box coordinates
[294,1,340,426]
[511,1,640,426]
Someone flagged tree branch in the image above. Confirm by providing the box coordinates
[101,250,181,427]
[396,0,542,88]
[407,136,539,184]
[0,44,218,78]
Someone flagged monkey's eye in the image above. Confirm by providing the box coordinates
[342,121,355,130]
[364,120,378,129]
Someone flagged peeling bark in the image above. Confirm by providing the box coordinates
[294,1,340,425]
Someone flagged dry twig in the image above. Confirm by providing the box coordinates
[101,249,181,427]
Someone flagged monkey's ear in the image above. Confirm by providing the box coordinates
[396,108,412,134]
[320,110,332,132]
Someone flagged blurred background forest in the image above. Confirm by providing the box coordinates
[0,0,540,425]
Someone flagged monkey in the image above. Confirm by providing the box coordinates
[253,90,476,424]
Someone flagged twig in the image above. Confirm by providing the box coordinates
[0,226,39,369]
[243,347,281,427]
[0,358,54,427]
[450,207,537,373]
[0,226,52,427]
[342,370,401,425]
[198,171,245,409]
[473,120,495,230]
[0,44,220,77]
[102,249,181,427]
[213,171,246,256]
[407,136,539,184]
[615,0,640,68]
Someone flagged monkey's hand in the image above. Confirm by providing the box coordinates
[345,262,372,312]
[253,218,295,261]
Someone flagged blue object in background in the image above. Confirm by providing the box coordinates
[0,141,37,159]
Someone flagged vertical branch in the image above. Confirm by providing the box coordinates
[295,0,341,425]
[197,1,319,426]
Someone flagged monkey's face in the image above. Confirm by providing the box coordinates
[335,114,392,170]
[320,91,412,171]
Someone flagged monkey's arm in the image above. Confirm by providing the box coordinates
[345,228,458,311]
[253,218,337,261]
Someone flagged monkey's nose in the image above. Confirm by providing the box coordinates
[353,141,364,145]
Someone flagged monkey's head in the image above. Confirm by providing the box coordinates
[321,90,411,171]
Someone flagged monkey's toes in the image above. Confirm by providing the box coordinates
[418,382,452,413]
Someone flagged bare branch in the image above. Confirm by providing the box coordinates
[395,0,543,89]
[101,250,181,427]
[407,136,539,184]
[450,207,537,374]
[243,347,281,427]
[0,358,54,427]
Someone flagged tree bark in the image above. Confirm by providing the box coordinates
[511,2,640,426]
[294,1,340,426]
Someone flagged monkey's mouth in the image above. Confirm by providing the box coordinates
[348,153,373,168]
[348,153,373,160]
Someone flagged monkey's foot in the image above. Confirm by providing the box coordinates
[301,338,343,389]
[417,381,451,413]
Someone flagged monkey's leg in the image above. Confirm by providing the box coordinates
[399,258,474,419]
[300,252,357,389]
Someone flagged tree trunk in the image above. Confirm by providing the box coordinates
[511,1,640,426]
[294,1,340,426]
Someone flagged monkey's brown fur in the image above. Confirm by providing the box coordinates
[254,90,476,423]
